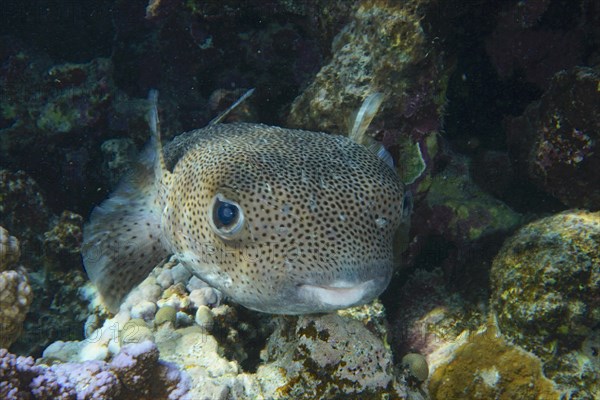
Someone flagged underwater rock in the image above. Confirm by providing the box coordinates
[0,169,51,259]
[288,0,448,147]
[42,211,84,272]
[428,322,560,400]
[491,210,600,355]
[0,40,151,213]
[404,152,522,282]
[0,227,33,350]
[0,171,89,356]
[484,0,584,88]
[0,227,33,349]
[390,268,486,369]
[490,210,600,397]
[0,226,20,272]
[258,312,406,399]
[506,66,600,210]
[36,59,113,134]
[45,253,410,399]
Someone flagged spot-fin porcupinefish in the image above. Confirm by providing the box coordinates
[82,90,408,314]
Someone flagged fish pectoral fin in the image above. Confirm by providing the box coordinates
[81,193,169,313]
[81,90,170,313]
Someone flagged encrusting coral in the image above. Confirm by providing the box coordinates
[0,226,33,349]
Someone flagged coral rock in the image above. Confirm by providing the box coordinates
[260,312,405,399]
[428,323,560,400]
[507,66,600,209]
[491,210,600,355]
[0,226,20,272]
[491,210,600,396]
[288,0,445,136]
[0,228,33,349]
[42,211,84,271]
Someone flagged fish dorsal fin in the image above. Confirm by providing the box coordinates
[348,92,384,146]
[348,93,394,168]
[208,88,255,125]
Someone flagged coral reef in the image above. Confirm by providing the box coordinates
[506,66,600,210]
[428,323,560,400]
[259,312,405,399]
[30,259,412,399]
[0,40,151,213]
[0,225,20,270]
[390,268,486,363]
[42,211,84,272]
[0,170,51,258]
[0,227,33,349]
[402,152,522,282]
[287,0,447,137]
[490,210,600,397]
[0,342,190,399]
[491,211,600,355]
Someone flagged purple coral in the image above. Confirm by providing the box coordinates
[0,348,38,399]
[110,340,159,391]
[0,341,189,399]
[30,361,120,399]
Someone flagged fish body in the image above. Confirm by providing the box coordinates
[82,98,406,314]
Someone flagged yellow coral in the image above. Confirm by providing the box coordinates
[428,323,561,400]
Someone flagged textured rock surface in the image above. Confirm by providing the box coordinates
[491,210,600,397]
[0,227,33,349]
[288,0,447,136]
[507,66,600,210]
[0,226,20,272]
[491,211,600,355]
[42,211,84,272]
[428,323,560,400]
[258,312,406,399]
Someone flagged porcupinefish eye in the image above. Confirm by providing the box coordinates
[208,193,245,239]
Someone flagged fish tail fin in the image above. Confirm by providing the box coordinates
[81,90,170,313]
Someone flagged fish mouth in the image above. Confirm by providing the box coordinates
[298,280,375,307]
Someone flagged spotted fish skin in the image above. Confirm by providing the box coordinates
[82,122,405,314]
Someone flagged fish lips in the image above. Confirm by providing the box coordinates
[244,268,393,315]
